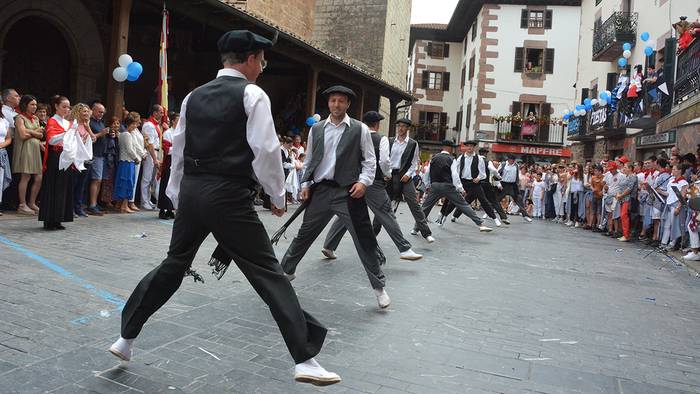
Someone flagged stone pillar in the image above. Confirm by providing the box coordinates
[106,0,133,119]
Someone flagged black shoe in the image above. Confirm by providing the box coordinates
[166,210,175,219]
[158,209,168,219]
[56,224,66,230]
[649,240,661,248]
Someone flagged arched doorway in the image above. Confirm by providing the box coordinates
[0,0,105,103]
[1,16,71,103]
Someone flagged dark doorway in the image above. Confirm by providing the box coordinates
[1,16,72,103]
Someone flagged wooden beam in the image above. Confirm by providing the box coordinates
[106,0,133,120]
[305,67,318,117]
[356,87,365,119]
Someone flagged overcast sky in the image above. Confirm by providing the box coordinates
[410,0,459,24]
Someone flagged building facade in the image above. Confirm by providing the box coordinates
[408,0,581,163]
[569,0,700,162]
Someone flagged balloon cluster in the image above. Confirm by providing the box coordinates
[112,54,143,82]
[562,90,612,121]
[306,114,321,126]
[617,32,654,68]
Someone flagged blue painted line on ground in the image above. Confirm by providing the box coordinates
[0,235,126,325]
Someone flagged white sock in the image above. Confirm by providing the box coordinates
[299,358,321,368]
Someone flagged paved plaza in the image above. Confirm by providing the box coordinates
[1,205,700,393]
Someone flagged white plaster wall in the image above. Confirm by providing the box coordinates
[409,39,464,131]
[462,11,483,139]
[480,5,581,140]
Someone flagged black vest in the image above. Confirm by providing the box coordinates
[183,76,254,179]
[370,132,384,185]
[459,154,480,180]
[302,118,363,187]
[429,152,454,184]
[389,137,417,176]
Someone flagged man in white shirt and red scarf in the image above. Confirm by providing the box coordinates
[139,105,163,210]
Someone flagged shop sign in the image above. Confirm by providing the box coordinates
[589,106,607,130]
[636,130,676,146]
[491,143,572,157]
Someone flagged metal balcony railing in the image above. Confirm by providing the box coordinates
[674,38,700,105]
[494,120,565,145]
[592,12,638,61]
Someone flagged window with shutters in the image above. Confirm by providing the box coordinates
[468,55,475,80]
[471,20,477,41]
[529,11,544,28]
[427,72,442,90]
[460,66,466,89]
[456,111,463,132]
[515,47,554,74]
[426,42,449,58]
[521,9,552,29]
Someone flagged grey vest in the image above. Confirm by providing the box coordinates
[302,118,363,187]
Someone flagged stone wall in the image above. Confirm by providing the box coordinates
[381,0,411,87]
[226,0,316,41]
[312,0,388,76]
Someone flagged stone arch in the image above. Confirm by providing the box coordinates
[0,0,104,101]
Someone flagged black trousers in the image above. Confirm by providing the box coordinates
[500,181,531,218]
[445,180,496,220]
[481,182,508,220]
[120,174,326,364]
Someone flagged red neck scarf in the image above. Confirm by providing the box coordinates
[675,176,686,183]
[19,112,37,122]
[148,117,162,136]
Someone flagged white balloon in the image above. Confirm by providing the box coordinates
[112,67,128,82]
[313,114,321,122]
[622,50,632,59]
[591,99,599,106]
[605,90,612,97]
[118,54,133,68]
[599,99,608,106]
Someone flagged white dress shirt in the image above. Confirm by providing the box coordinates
[487,160,502,187]
[459,153,486,181]
[167,68,286,209]
[390,135,419,178]
[501,162,518,183]
[141,120,160,150]
[302,114,376,187]
[1,105,16,132]
[374,132,391,178]
[162,129,173,156]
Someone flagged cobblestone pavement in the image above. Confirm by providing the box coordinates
[1,205,700,393]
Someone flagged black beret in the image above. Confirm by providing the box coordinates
[362,111,385,123]
[462,139,478,146]
[322,85,356,99]
[395,118,413,126]
[217,30,273,54]
[478,148,489,154]
[441,139,457,147]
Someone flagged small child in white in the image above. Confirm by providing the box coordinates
[531,173,546,219]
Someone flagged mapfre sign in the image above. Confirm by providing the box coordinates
[491,144,572,157]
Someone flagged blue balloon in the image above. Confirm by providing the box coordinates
[584,98,592,106]
[622,42,632,51]
[618,57,628,68]
[641,32,650,41]
[644,46,654,57]
[126,72,138,82]
[575,104,584,110]
[306,117,316,127]
[585,103,592,111]
[599,99,608,106]
[127,61,143,78]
